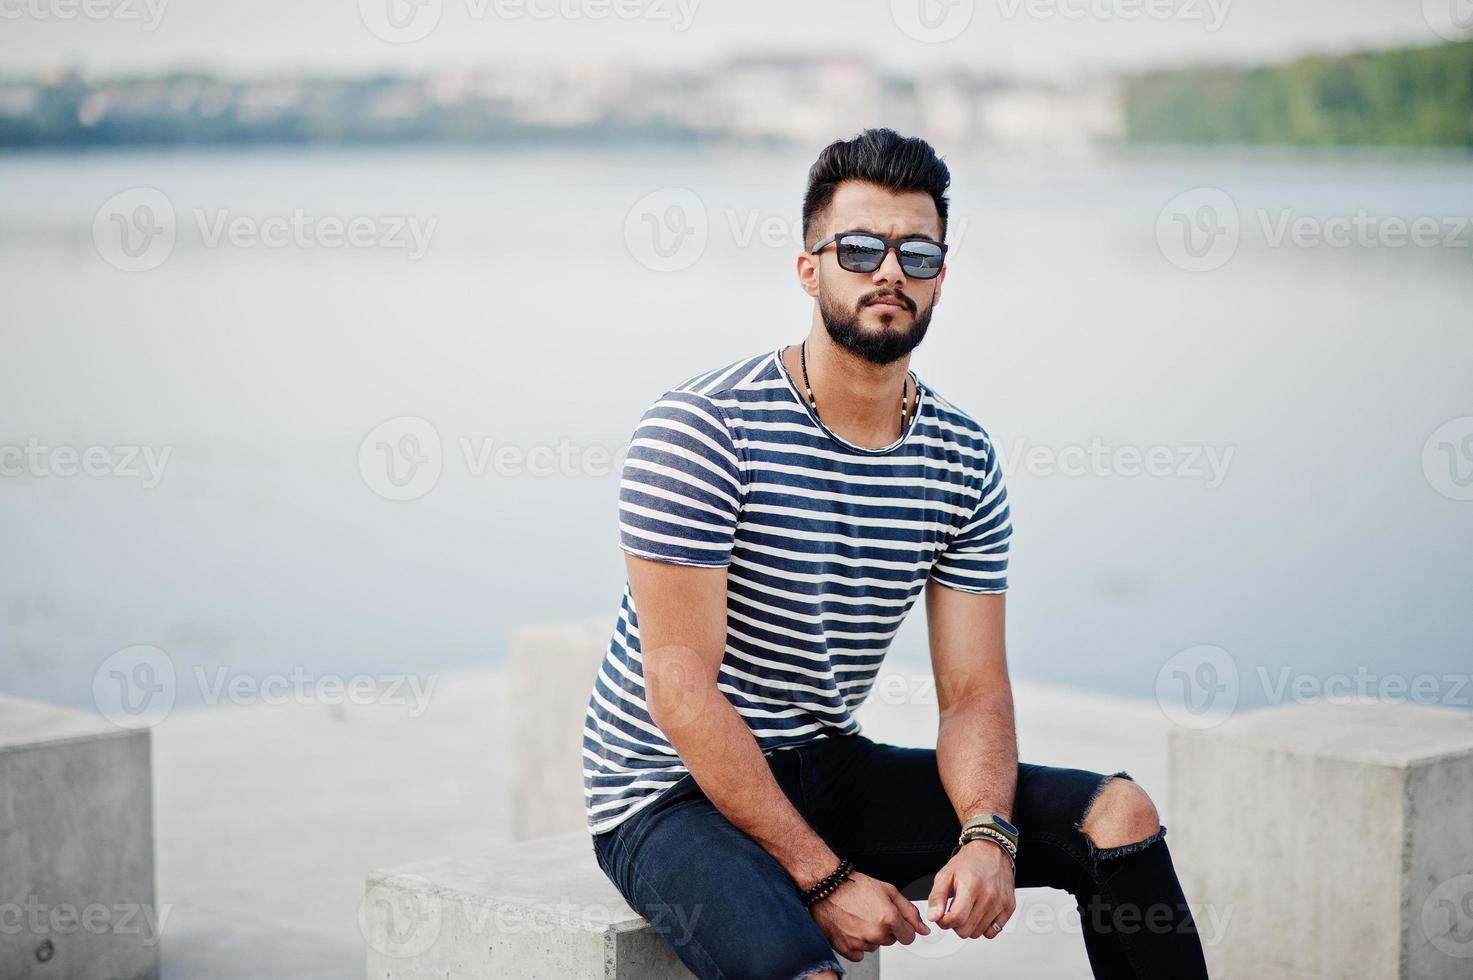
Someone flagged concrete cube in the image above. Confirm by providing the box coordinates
[1169,700,1473,980]
[363,831,878,979]
[0,694,158,980]
[510,615,613,839]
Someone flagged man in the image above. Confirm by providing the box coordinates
[583,127,1210,980]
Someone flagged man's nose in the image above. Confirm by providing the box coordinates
[873,246,908,283]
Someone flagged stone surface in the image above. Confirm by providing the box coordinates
[141,659,1166,979]
[511,616,612,839]
[0,694,159,980]
[1169,700,1473,980]
[363,831,880,979]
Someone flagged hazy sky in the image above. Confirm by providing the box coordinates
[0,0,1461,79]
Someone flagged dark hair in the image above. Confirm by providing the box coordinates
[801,127,951,250]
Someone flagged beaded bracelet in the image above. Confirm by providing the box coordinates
[956,825,1017,861]
[960,815,1019,851]
[798,857,854,908]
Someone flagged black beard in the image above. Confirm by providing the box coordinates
[818,287,934,366]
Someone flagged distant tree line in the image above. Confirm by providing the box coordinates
[0,72,717,149]
[1123,40,1473,147]
[4,41,1469,150]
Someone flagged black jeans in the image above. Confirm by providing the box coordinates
[591,731,1210,979]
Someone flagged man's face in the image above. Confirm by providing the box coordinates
[800,179,946,366]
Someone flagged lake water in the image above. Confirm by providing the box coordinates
[2,144,1470,719]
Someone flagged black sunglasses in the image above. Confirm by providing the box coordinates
[810,231,948,280]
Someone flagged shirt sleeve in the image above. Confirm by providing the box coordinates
[929,433,1012,594]
[618,390,745,569]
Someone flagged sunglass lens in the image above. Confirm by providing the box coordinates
[836,235,886,272]
[899,242,944,278]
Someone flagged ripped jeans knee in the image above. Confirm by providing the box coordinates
[1073,770,1169,863]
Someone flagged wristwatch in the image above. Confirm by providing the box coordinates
[960,813,1018,850]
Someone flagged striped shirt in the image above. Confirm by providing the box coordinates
[583,345,1012,836]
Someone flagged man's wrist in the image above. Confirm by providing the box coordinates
[960,835,1008,854]
[789,850,844,892]
[797,856,854,908]
[961,808,1014,828]
[955,834,1017,874]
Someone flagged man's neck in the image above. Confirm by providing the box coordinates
[786,335,913,448]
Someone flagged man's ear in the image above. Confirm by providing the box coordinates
[796,252,821,298]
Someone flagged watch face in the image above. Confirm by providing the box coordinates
[995,816,1018,836]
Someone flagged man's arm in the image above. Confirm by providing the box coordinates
[626,552,929,960]
[922,579,1019,939]
[926,582,1017,824]
[626,552,839,888]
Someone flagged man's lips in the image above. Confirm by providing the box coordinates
[866,297,909,311]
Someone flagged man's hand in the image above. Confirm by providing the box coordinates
[808,871,931,962]
[926,838,1016,940]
